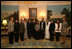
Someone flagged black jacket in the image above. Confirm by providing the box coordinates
[14,22,20,32]
[49,23,55,31]
[40,21,45,31]
[19,22,25,33]
[27,22,32,31]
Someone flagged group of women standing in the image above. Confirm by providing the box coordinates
[8,17,68,45]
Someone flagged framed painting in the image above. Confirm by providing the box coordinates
[29,8,37,19]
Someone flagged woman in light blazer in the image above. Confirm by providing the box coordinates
[35,21,40,40]
[61,17,68,44]
[55,19,62,41]
[8,17,14,44]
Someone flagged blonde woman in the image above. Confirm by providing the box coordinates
[8,17,14,44]
[61,17,68,44]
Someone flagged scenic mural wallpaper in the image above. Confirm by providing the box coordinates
[1,5,19,21]
[47,4,71,26]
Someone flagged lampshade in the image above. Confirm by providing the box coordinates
[2,20,7,26]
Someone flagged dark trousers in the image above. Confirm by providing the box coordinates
[27,30,31,39]
[15,32,19,42]
[32,29,35,38]
[40,30,45,39]
[20,33,24,41]
[9,31,14,44]
[56,32,60,41]
[31,30,34,37]
[50,31,54,41]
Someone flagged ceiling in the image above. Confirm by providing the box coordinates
[1,1,71,5]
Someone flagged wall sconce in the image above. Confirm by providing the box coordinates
[40,12,45,18]
[21,12,27,19]
[2,20,7,26]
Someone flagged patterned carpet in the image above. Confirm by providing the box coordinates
[1,36,71,48]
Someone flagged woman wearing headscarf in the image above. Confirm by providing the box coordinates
[55,19,62,41]
[45,19,51,40]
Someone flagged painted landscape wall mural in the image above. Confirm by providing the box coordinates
[1,5,19,21]
[47,4,71,26]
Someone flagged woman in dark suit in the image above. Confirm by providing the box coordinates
[49,20,55,41]
[14,19,20,43]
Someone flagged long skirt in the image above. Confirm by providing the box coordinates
[34,30,40,40]
[40,30,45,39]
[45,29,50,39]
